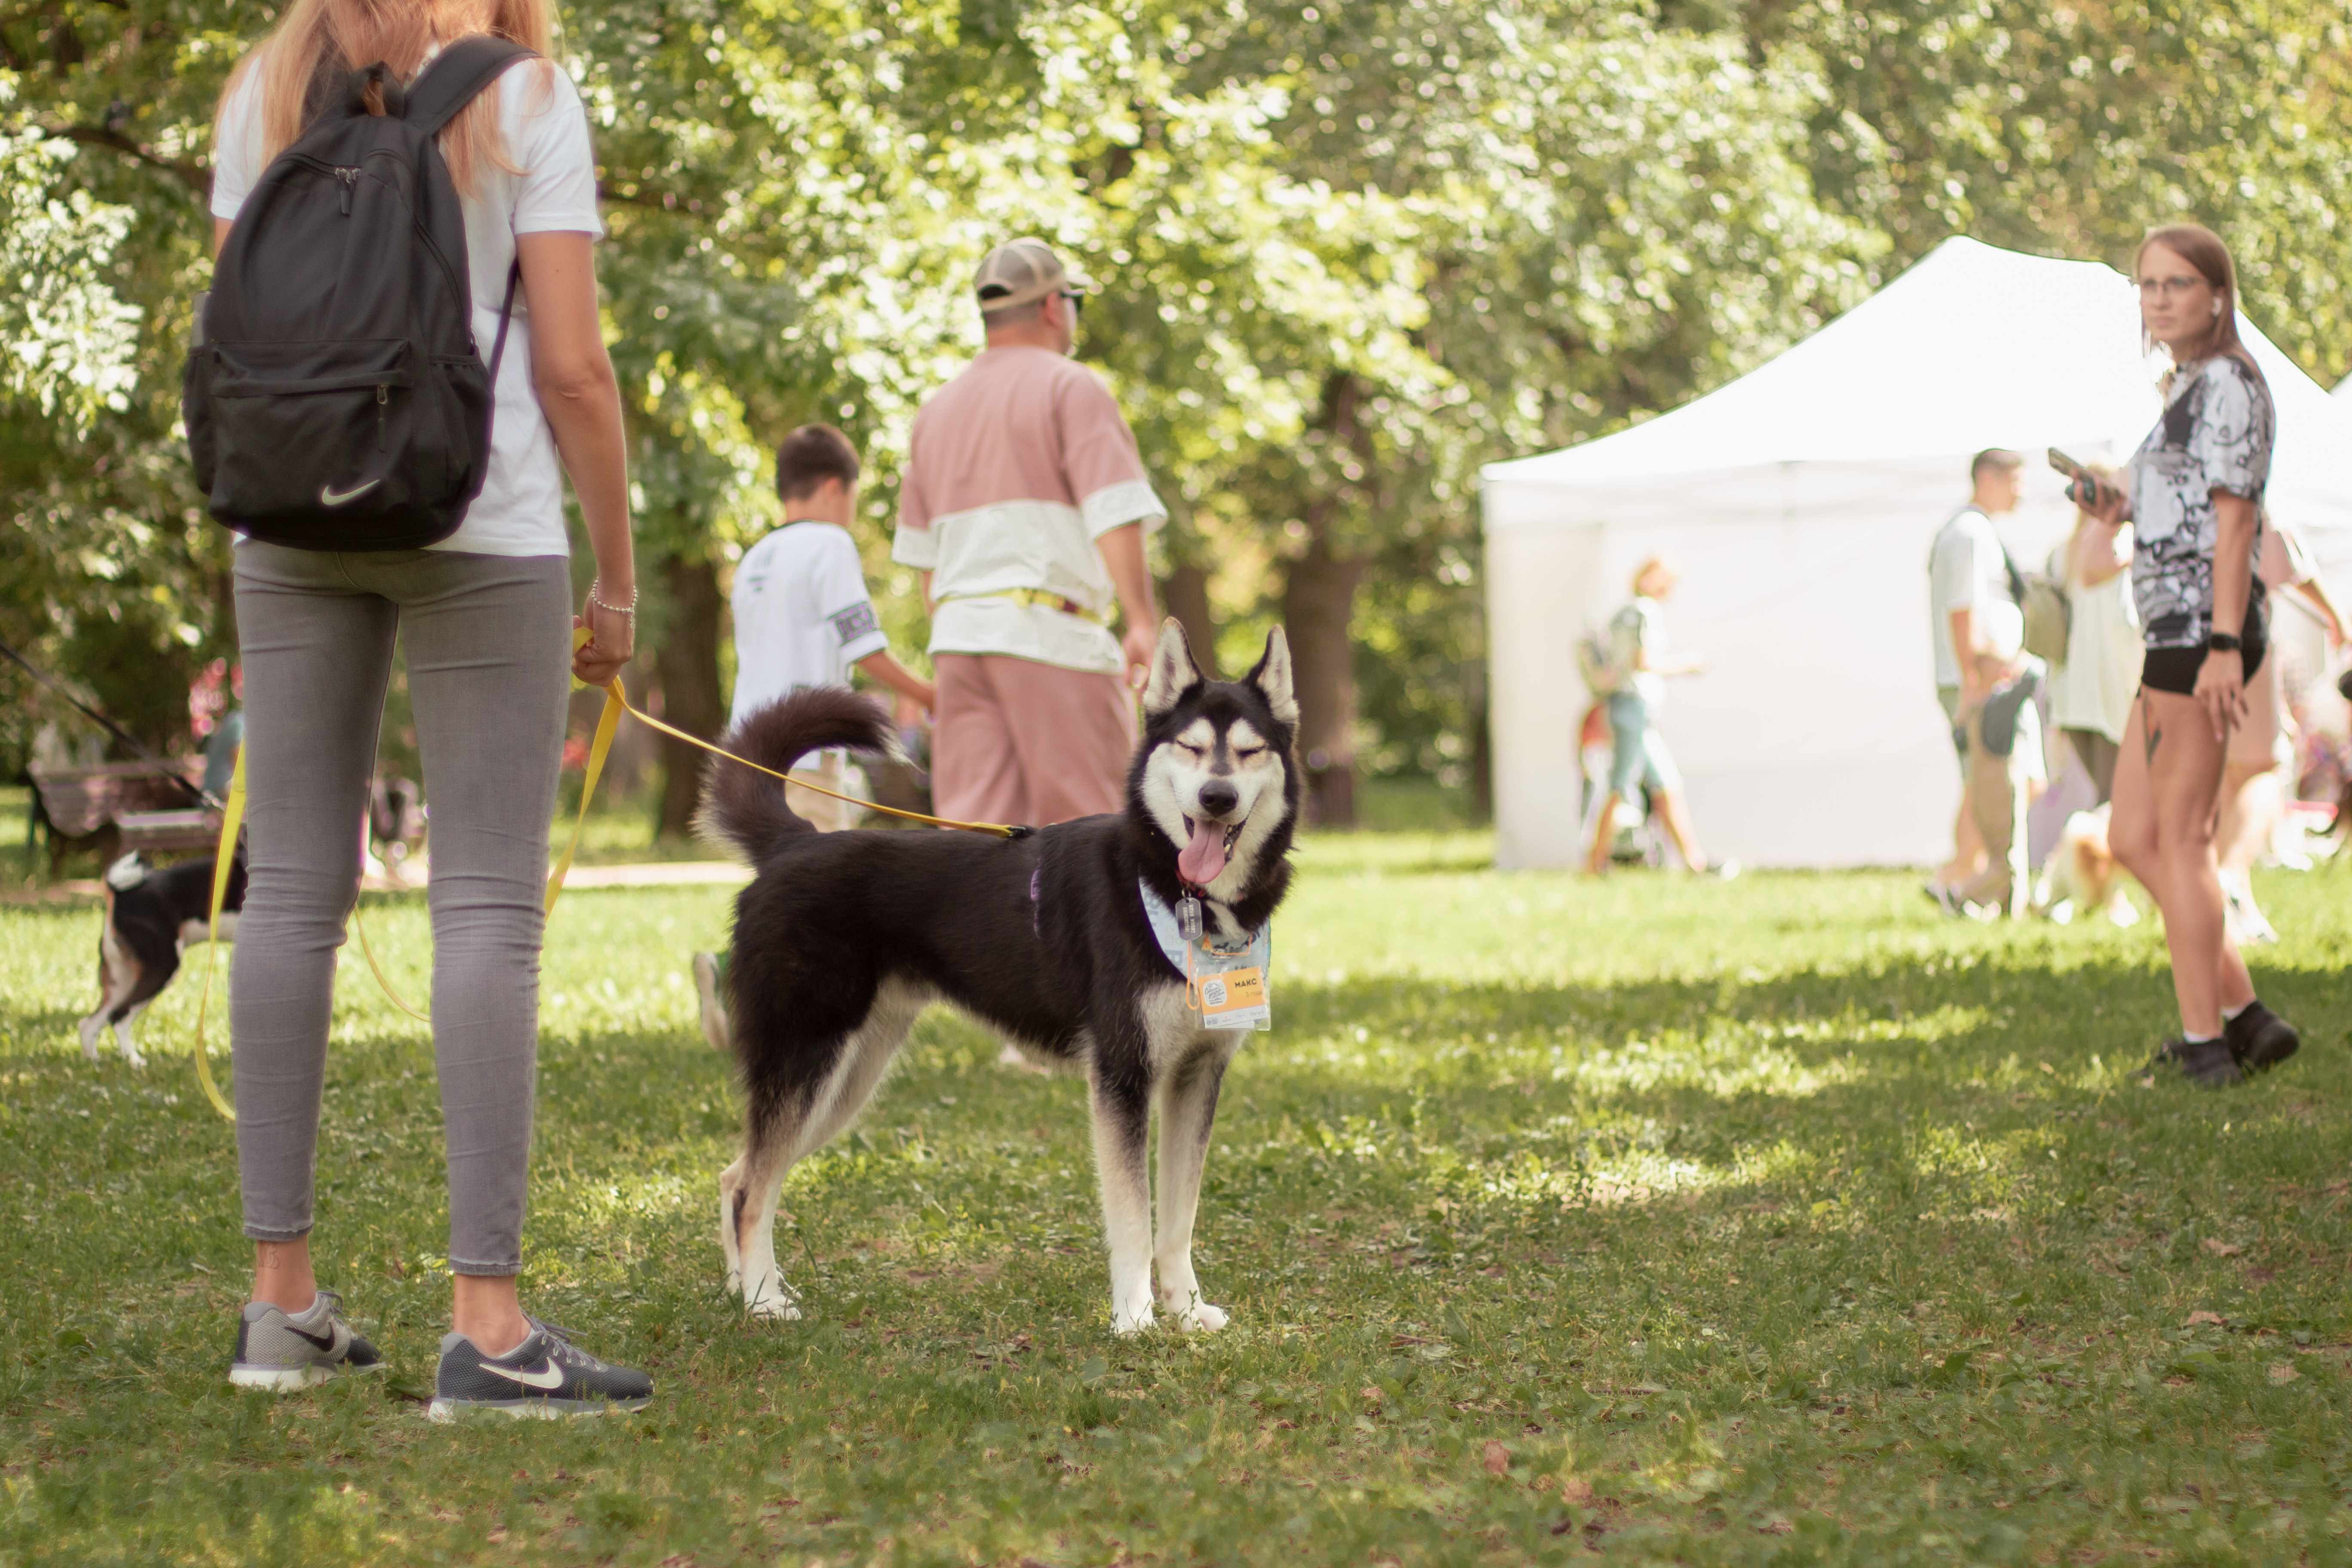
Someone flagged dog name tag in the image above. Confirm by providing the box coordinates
[1143,882,1272,1032]
[1197,965,1268,1027]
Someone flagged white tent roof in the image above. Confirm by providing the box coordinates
[1488,236,2352,529]
[1480,237,2352,870]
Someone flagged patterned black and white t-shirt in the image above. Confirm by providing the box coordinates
[2127,355,2273,650]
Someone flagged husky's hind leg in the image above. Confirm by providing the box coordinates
[720,981,925,1319]
[722,1117,804,1320]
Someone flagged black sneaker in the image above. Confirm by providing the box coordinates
[228,1290,386,1390]
[2159,1036,2242,1089]
[427,1317,652,1421]
[2226,1001,2300,1074]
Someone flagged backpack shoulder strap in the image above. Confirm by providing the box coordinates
[404,36,538,138]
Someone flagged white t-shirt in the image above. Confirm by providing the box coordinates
[1927,506,2023,688]
[211,51,604,557]
[728,523,891,729]
[2048,526,2142,743]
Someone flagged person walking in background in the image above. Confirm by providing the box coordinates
[1925,450,2028,906]
[190,658,247,804]
[2048,466,2141,805]
[2214,521,2346,944]
[2090,223,2300,1087]
[692,425,936,1049]
[211,0,651,1414]
[892,238,1164,827]
[1586,557,1708,874]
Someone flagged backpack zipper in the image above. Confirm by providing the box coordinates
[285,149,478,352]
[376,383,389,449]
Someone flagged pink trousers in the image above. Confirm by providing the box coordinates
[932,654,1135,826]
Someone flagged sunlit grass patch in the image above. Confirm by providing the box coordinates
[5,849,2352,1563]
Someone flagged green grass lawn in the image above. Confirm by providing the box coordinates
[5,839,2352,1565]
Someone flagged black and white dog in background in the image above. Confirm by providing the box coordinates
[78,848,247,1068]
[702,620,1300,1333]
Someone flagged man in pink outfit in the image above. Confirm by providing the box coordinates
[893,238,1166,825]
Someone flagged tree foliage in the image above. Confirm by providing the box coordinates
[3,0,2346,820]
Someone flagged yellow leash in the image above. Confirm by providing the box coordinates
[352,906,429,1023]
[185,649,1021,1120]
[587,673,1028,840]
[189,747,244,1121]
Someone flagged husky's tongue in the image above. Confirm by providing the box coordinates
[1178,818,1229,887]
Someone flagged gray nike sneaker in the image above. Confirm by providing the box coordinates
[428,1316,652,1421]
[228,1290,386,1390]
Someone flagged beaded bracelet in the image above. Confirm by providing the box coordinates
[586,582,637,620]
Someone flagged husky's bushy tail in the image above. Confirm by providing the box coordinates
[699,689,895,857]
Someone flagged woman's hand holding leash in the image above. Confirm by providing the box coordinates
[574,578,636,687]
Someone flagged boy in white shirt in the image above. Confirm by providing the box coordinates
[695,425,934,1046]
[728,423,934,831]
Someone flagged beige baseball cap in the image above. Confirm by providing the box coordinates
[973,238,1096,311]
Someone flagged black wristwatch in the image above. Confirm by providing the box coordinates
[2207,631,2243,653]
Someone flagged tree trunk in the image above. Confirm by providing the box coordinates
[1466,649,1493,822]
[1158,560,1219,677]
[654,556,727,838]
[1280,530,1366,828]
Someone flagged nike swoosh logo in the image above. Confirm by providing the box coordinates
[319,479,381,507]
[480,1359,566,1390]
[286,1323,340,1351]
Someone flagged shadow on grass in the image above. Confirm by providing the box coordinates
[9,937,2345,1311]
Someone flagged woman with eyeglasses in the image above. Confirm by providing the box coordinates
[2080,223,2300,1085]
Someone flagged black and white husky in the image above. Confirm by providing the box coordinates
[702,620,1300,1334]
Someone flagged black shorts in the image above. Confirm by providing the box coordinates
[2141,634,2266,696]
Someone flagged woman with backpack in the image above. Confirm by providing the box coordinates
[207,0,651,1415]
[2080,224,2301,1087]
[1585,557,1709,874]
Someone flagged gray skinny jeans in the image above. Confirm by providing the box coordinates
[231,542,570,1274]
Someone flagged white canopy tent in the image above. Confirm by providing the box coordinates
[1482,236,2352,870]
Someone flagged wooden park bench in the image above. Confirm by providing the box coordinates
[27,759,220,876]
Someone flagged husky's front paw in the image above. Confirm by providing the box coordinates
[78,1019,103,1063]
[1111,1304,1157,1335]
[121,1048,146,1070]
[1173,1301,1229,1332]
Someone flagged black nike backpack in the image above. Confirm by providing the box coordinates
[185,37,535,550]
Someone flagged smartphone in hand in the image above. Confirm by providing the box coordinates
[2048,447,2109,512]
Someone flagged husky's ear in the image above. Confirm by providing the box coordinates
[1142,618,1204,718]
[1247,626,1299,727]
